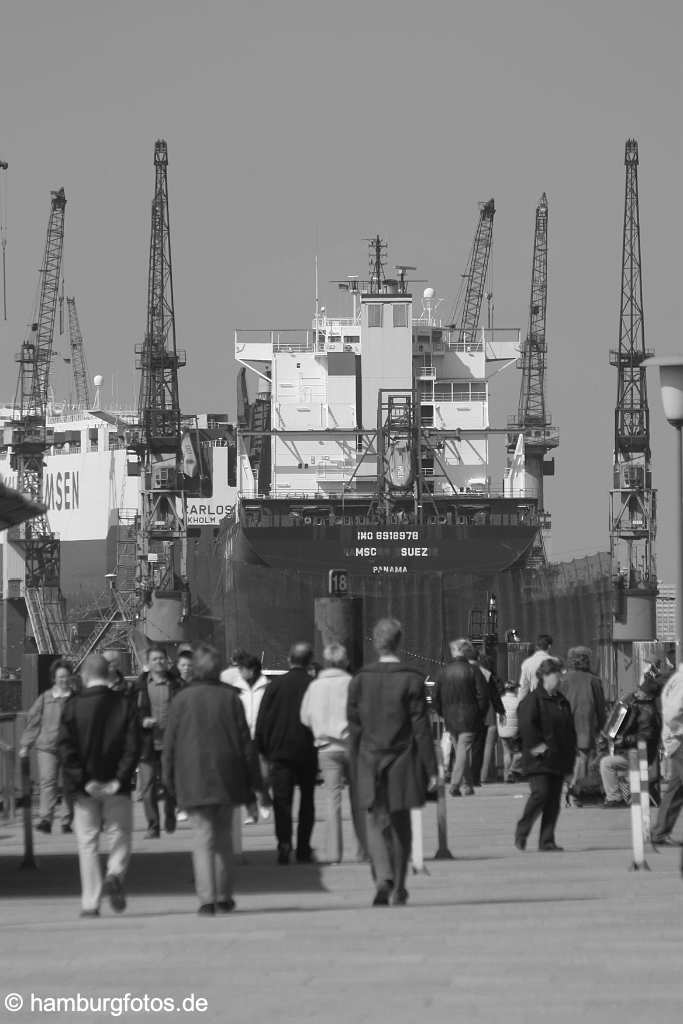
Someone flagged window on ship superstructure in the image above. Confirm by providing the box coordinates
[393,304,408,328]
[367,304,383,328]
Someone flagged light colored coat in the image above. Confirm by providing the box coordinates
[498,691,520,738]
[518,650,552,700]
[300,667,352,748]
[661,668,683,757]
[228,674,270,738]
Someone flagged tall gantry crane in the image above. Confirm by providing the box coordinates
[507,193,559,534]
[66,297,91,408]
[10,187,67,652]
[609,139,656,648]
[451,199,495,343]
[133,139,189,647]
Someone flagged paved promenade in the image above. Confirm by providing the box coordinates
[1,784,681,1023]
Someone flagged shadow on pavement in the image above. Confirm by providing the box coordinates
[0,849,327,899]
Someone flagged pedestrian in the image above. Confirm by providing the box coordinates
[434,638,488,797]
[231,652,272,823]
[651,659,683,846]
[599,669,662,808]
[514,657,576,852]
[254,641,317,864]
[518,634,553,700]
[174,648,194,686]
[19,658,76,834]
[300,642,368,865]
[347,618,437,907]
[102,649,132,694]
[135,645,182,838]
[472,653,506,785]
[219,648,250,688]
[561,647,606,807]
[162,643,262,915]
[57,654,140,918]
[498,681,523,782]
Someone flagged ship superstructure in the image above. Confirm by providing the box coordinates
[233,236,536,584]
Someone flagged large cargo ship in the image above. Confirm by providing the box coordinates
[0,389,236,671]
[222,239,566,665]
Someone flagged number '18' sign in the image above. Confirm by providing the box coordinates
[328,568,349,597]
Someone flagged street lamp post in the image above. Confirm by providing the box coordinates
[644,355,683,665]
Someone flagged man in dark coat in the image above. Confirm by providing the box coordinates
[435,639,489,796]
[254,641,317,864]
[347,618,437,907]
[560,646,606,806]
[58,654,141,918]
[162,643,262,915]
[515,657,576,851]
[135,645,183,838]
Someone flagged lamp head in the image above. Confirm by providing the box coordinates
[643,356,683,426]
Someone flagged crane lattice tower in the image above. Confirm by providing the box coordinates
[134,140,189,645]
[507,193,559,525]
[609,139,656,641]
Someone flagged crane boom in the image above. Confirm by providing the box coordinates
[12,188,66,593]
[517,193,549,427]
[66,297,91,408]
[456,199,495,343]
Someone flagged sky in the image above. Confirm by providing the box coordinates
[0,0,681,571]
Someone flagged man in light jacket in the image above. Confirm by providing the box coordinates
[163,643,263,914]
[518,634,553,700]
[300,643,367,865]
[652,663,683,846]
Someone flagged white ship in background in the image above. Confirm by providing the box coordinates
[0,377,237,670]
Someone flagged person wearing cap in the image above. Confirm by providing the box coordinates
[498,681,523,782]
[599,669,662,808]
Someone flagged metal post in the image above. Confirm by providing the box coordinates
[627,747,650,871]
[433,731,453,860]
[410,808,426,874]
[677,426,683,663]
[19,756,36,870]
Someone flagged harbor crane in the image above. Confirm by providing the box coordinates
[133,139,189,651]
[66,297,92,408]
[506,193,559,559]
[450,199,495,343]
[10,187,68,653]
[609,139,657,658]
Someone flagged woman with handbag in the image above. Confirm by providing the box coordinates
[514,658,576,852]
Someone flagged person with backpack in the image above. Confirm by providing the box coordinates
[19,658,76,834]
[599,669,662,808]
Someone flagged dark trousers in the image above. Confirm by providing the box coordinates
[365,807,412,892]
[471,728,488,786]
[270,759,316,856]
[139,752,176,831]
[515,773,564,848]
